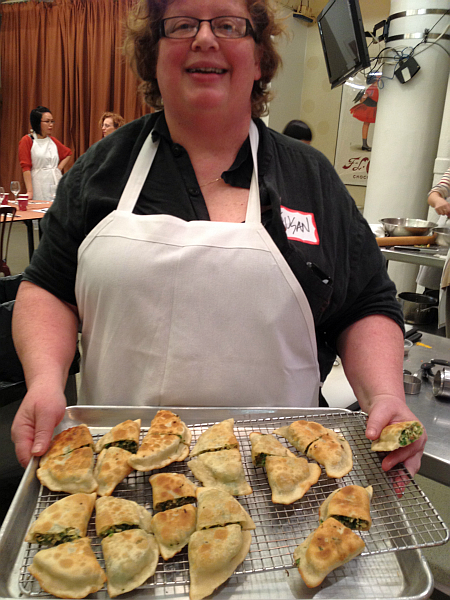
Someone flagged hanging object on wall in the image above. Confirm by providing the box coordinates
[292,1,316,24]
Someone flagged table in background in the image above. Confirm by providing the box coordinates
[403,331,450,487]
[4,201,51,260]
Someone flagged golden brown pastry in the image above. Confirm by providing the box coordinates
[94,419,141,454]
[101,529,159,597]
[28,537,106,598]
[148,410,192,445]
[319,485,373,530]
[94,447,134,496]
[150,504,197,560]
[306,432,353,478]
[39,424,94,467]
[25,493,96,546]
[149,472,197,512]
[265,456,321,504]
[196,487,255,530]
[190,418,238,457]
[37,447,98,494]
[128,432,190,472]
[248,432,297,467]
[188,448,252,496]
[95,496,152,538]
[371,421,424,452]
[273,420,328,454]
[294,517,365,588]
[188,524,252,600]
[128,410,191,472]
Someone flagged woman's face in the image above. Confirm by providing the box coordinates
[156,0,261,121]
[102,117,116,137]
[40,113,54,138]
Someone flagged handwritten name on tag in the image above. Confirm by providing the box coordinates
[280,206,319,245]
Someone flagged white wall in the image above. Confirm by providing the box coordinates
[270,0,392,209]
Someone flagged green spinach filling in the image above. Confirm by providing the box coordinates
[156,497,196,513]
[34,528,79,545]
[399,424,423,447]
[101,523,138,538]
[333,515,367,530]
[104,440,138,453]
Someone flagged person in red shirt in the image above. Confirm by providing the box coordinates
[18,106,72,202]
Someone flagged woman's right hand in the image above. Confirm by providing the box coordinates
[11,386,67,468]
[428,192,450,216]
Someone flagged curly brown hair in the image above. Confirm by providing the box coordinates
[99,112,125,129]
[123,0,285,118]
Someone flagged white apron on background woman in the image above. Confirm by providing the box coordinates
[75,122,320,408]
[30,132,62,202]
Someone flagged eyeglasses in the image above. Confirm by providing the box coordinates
[41,120,55,124]
[160,16,255,40]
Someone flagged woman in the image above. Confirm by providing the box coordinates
[18,106,72,202]
[12,0,425,477]
[416,168,450,293]
[99,112,125,137]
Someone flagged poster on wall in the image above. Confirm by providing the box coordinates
[334,72,380,186]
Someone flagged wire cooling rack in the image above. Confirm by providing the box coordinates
[18,411,449,596]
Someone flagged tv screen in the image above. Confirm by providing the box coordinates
[317,0,371,89]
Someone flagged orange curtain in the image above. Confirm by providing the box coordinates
[0,0,151,193]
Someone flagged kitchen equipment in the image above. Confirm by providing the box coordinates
[380,218,437,237]
[0,406,448,600]
[376,234,437,247]
[404,338,413,356]
[433,366,450,399]
[397,292,438,325]
[433,226,450,247]
[403,373,421,394]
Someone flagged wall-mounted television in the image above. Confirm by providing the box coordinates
[317,0,371,89]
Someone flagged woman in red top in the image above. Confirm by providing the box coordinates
[18,106,72,202]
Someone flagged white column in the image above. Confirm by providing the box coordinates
[363,0,450,293]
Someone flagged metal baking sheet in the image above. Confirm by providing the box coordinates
[1,406,448,600]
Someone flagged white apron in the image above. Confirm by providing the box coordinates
[75,122,320,407]
[30,133,62,201]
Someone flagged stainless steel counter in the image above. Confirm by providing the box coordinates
[403,331,450,486]
[381,247,447,268]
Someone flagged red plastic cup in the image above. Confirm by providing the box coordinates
[18,198,28,211]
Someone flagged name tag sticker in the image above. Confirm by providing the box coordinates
[280,206,319,245]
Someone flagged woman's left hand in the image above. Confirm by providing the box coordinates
[365,394,427,476]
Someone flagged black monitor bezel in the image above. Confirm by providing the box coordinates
[317,0,371,89]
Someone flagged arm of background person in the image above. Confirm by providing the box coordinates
[22,170,33,201]
[58,155,71,172]
[11,281,80,467]
[428,190,450,216]
[337,314,427,476]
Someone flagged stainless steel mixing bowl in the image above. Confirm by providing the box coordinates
[380,218,437,237]
[432,227,450,247]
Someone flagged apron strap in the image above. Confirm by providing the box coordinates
[117,121,261,224]
[117,133,160,212]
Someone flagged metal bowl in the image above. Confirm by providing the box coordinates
[432,227,450,247]
[380,218,437,237]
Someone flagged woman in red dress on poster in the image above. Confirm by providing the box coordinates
[350,74,380,152]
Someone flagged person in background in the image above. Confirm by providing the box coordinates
[416,168,450,295]
[18,106,72,202]
[12,0,425,478]
[282,119,312,144]
[99,112,125,138]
